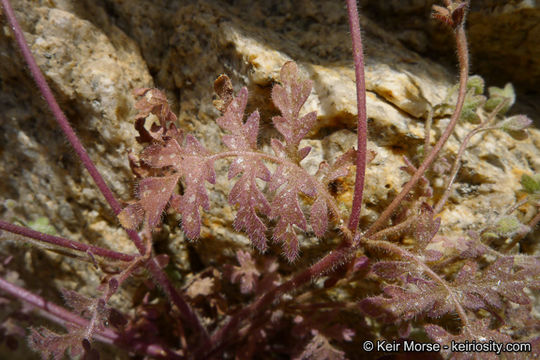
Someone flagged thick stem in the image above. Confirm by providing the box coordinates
[0,220,134,262]
[346,0,368,235]
[0,0,208,347]
[363,24,469,238]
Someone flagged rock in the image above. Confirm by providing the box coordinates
[360,0,540,96]
[0,0,538,338]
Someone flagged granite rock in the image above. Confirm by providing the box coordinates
[0,0,538,316]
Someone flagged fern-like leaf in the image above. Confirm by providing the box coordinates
[216,87,272,250]
[272,61,317,161]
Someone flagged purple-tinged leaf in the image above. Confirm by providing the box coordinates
[298,146,312,161]
[171,135,216,239]
[216,85,271,248]
[138,175,180,229]
[140,140,181,168]
[230,250,260,294]
[295,333,345,360]
[270,164,316,260]
[274,222,301,262]
[453,261,478,285]
[271,138,287,159]
[229,167,271,251]
[451,256,537,314]
[217,87,260,151]
[60,290,94,318]
[326,148,358,182]
[371,261,410,280]
[271,62,317,156]
[310,196,328,237]
[414,203,440,249]
[359,279,451,323]
[425,319,515,360]
[29,327,84,360]
[423,249,443,262]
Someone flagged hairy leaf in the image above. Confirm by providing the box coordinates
[453,257,540,312]
[295,333,345,360]
[425,319,518,360]
[230,250,260,294]
[272,61,317,159]
[270,163,315,261]
[217,87,272,249]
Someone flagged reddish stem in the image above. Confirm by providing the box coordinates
[346,0,368,235]
[0,0,208,347]
[362,24,469,238]
[0,220,134,262]
[204,5,471,357]
[0,277,182,359]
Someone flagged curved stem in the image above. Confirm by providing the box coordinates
[433,99,509,214]
[202,243,354,358]
[362,24,469,239]
[346,0,368,235]
[0,0,208,348]
[0,277,182,359]
[0,220,134,262]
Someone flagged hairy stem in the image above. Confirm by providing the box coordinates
[346,0,368,235]
[0,0,208,347]
[363,23,469,238]
[0,220,134,262]
[202,244,354,358]
[363,238,470,329]
[0,277,182,359]
[433,98,509,214]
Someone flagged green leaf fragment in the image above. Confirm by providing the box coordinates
[495,215,525,236]
[485,83,515,114]
[28,217,57,236]
[521,174,540,194]
[467,75,485,95]
[500,115,532,132]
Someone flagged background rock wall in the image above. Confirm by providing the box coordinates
[0,1,538,357]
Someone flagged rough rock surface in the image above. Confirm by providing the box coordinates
[0,0,538,356]
[360,0,540,92]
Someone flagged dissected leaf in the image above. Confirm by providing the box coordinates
[217,87,272,250]
[272,61,317,159]
[172,135,216,239]
[310,196,328,238]
[371,261,411,280]
[413,203,441,249]
[453,257,540,313]
[29,327,82,360]
[230,250,260,294]
[425,319,517,360]
[295,333,345,360]
[270,164,315,261]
